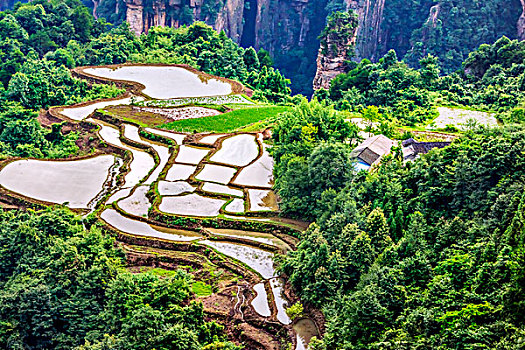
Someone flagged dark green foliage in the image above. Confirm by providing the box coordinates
[318,11,357,60]
[0,2,290,158]
[278,125,525,348]
[0,208,238,350]
[327,53,435,125]
[327,37,525,124]
[272,98,357,218]
[404,0,522,73]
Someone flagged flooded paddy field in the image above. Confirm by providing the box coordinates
[210,134,259,167]
[1,64,319,350]
[83,65,233,99]
[0,155,115,209]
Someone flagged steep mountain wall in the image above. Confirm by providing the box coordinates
[311,0,524,90]
[1,0,523,94]
[313,11,358,90]
[519,0,525,40]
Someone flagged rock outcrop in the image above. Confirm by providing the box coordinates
[519,0,525,40]
[119,0,246,37]
[345,0,386,61]
[313,11,358,90]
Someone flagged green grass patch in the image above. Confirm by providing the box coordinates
[192,281,213,297]
[139,267,180,277]
[161,105,291,133]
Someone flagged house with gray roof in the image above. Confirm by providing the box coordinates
[351,135,395,170]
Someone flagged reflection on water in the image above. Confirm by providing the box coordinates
[100,209,201,241]
[251,282,271,317]
[200,240,276,279]
[270,277,291,325]
[293,318,320,350]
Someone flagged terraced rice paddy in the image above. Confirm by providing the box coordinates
[248,189,279,211]
[210,134,259,166]
[59,96,143,121]
[233,143,274,188]
[270,278,291,325]
[202,182,243,197]
[94,121,155,187]
[145,128,186,144]
[157,181,195,196]
[195,164,237,184]
[0,64,314,345]
[117,186,151,217]
[135,106,221,121]
[123,124,170,184]
[225,198,245,213]
[199,134,225,145]
[175,145,209,165]
[140,94,253,107]
[0,155,115,208]
[101,209,201,241]
[159,194,226,217]
[428,107,498,130]
[251,282,271,317]
[84,66,232,99]
[207,228,290,250]
[165,164,197,181]
[199,240,276,279]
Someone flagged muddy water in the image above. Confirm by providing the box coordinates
[293,318,320,350]
[0,155,115,208]
[251,282,271,317]
[93,120,155,187]
[117,185,151,217]
[248,189,279,212]
[199,240,276,279]
[84,66,232,99]
[210,134,259,167]
[100,209,202,241]
[270,277,291,325]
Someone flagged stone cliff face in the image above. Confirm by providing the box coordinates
[98,0,322,94]
[116,0,247,39]
[344,0,386,61]
[313,12,358,90]
[519,0,525,40]
[114,0,317,53]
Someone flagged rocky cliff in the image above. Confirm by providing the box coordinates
[313,11,358,90]
[312,0,524,90]
[519,0,525,40]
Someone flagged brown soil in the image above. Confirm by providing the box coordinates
[119,242,291,349]
[38,109,118,156]
[104,105,170,126]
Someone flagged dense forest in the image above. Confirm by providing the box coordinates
[0,208,240,349]
[0,0,524,349]
[272,37,525,349]
[0,0,289,159]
